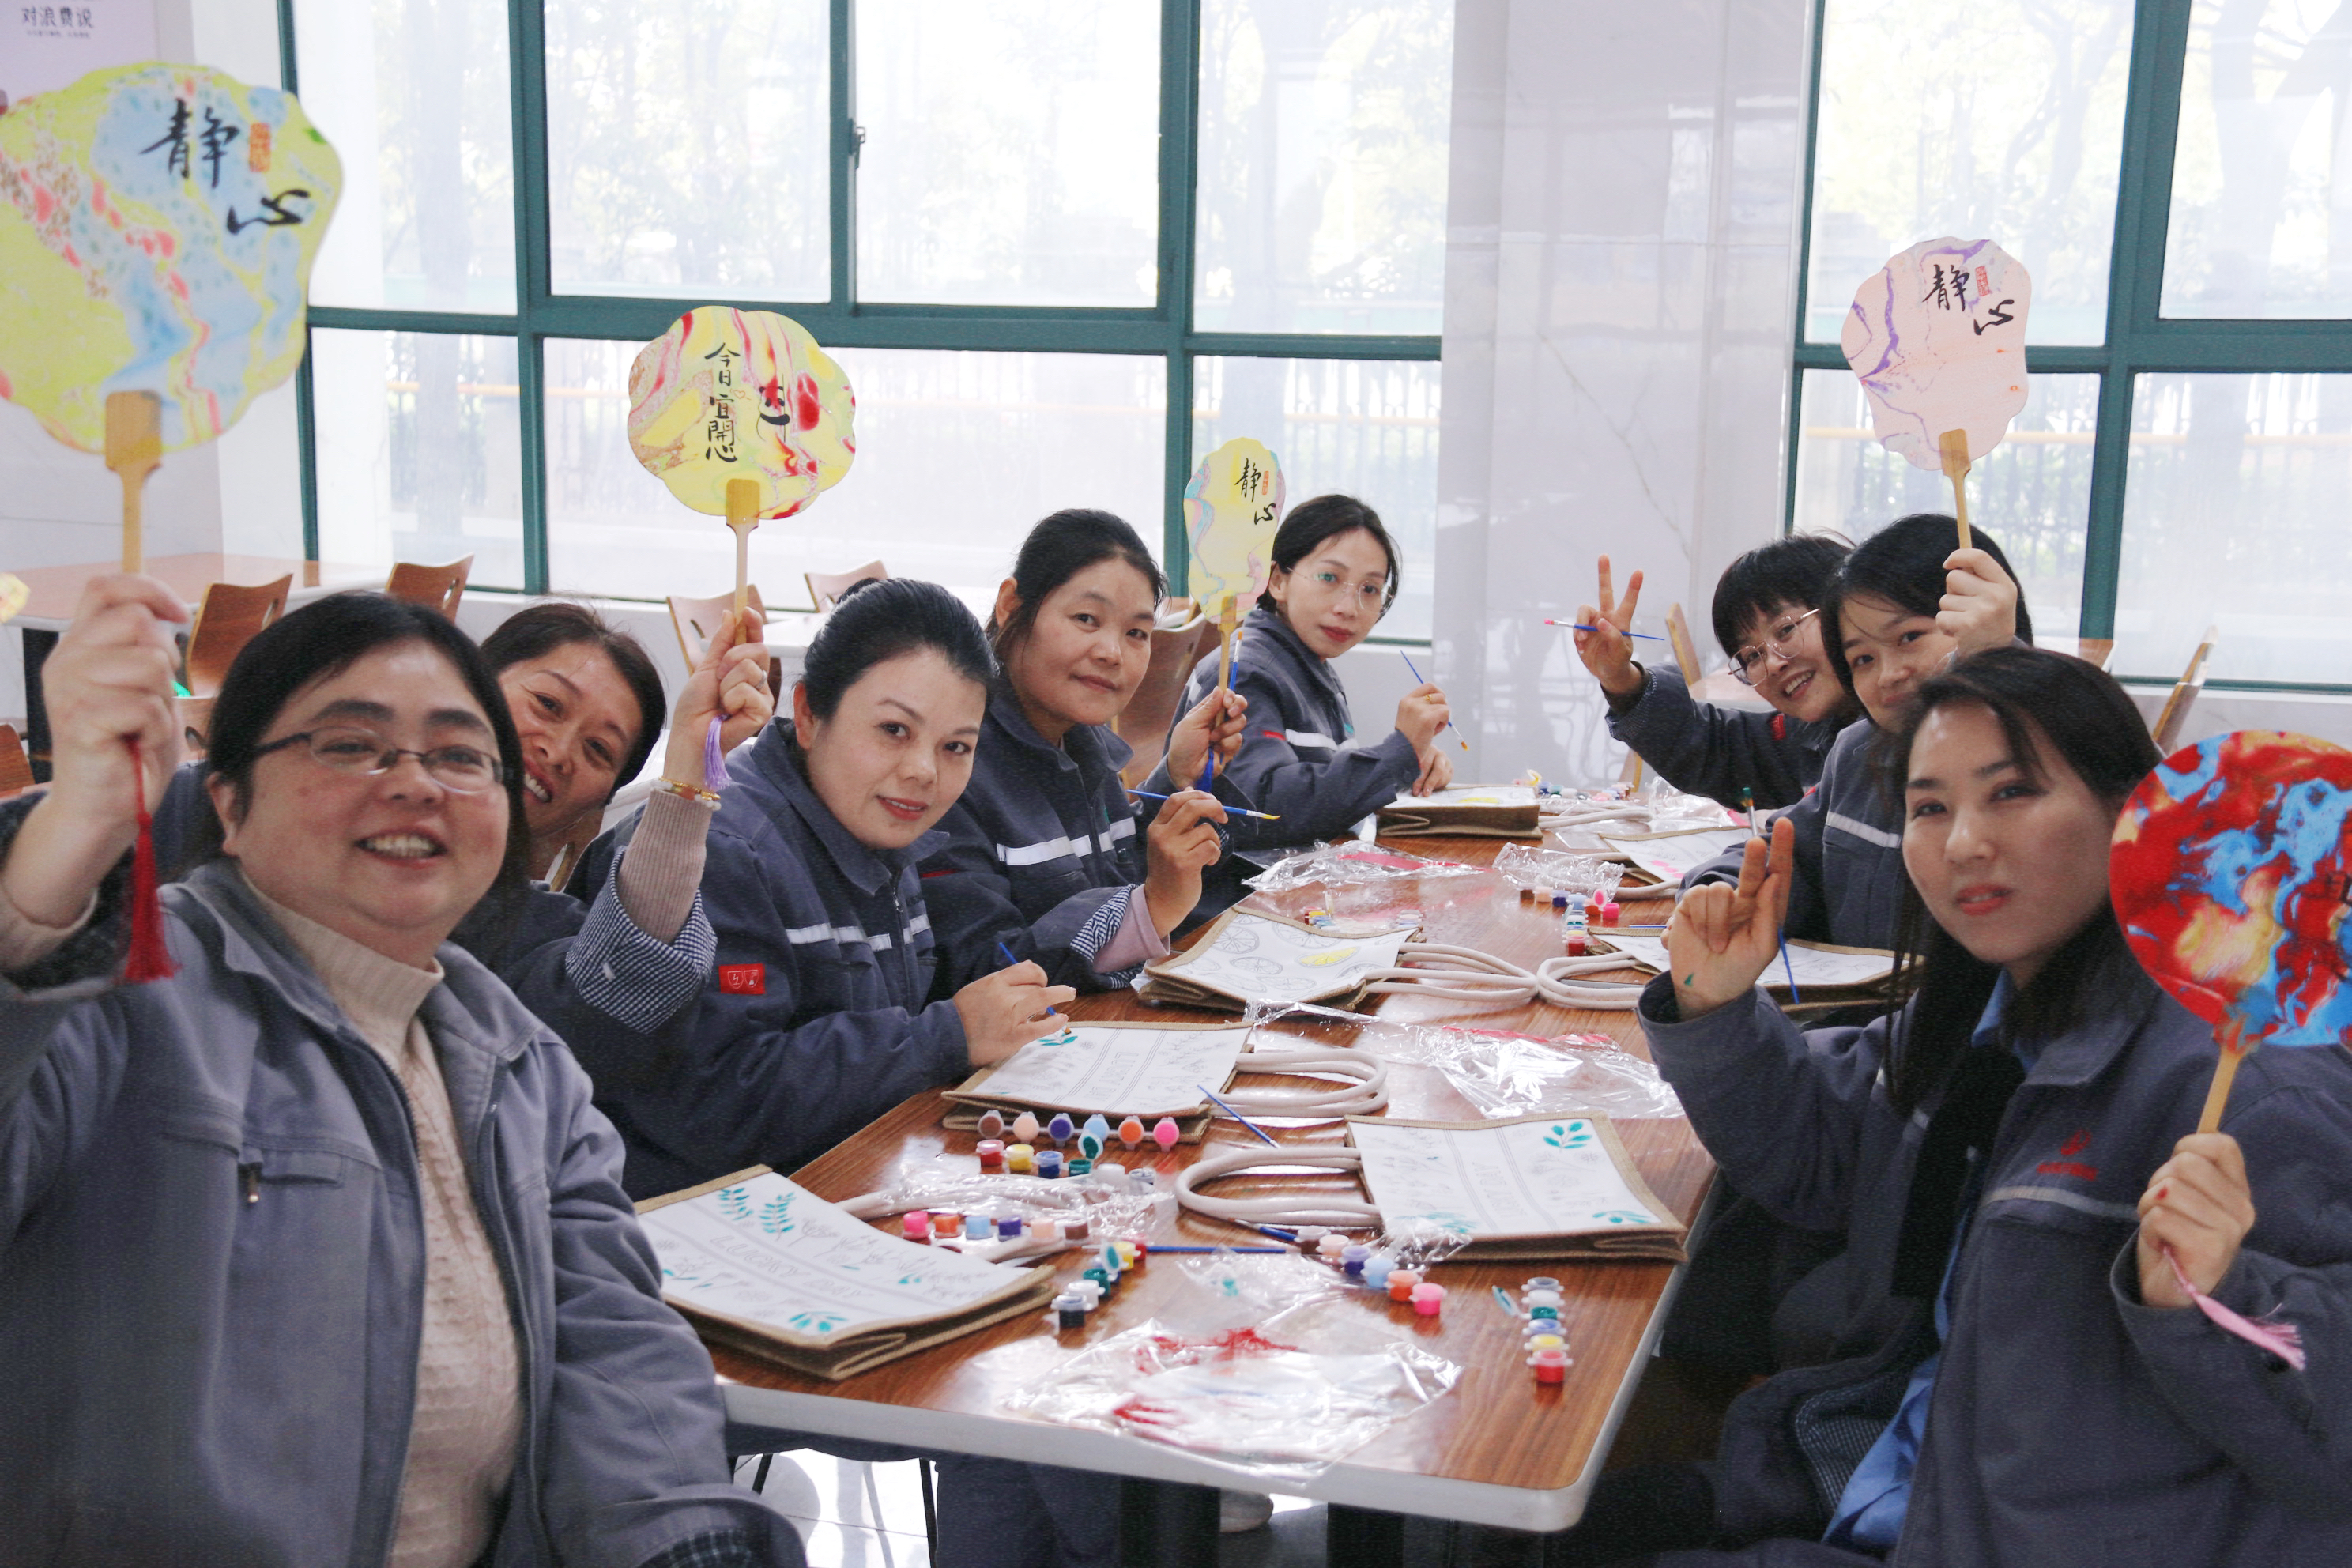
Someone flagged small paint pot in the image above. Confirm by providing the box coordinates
[1411,1283,1447,1317]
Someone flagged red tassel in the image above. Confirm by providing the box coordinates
[122,737,175,982]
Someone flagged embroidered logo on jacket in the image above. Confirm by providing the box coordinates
[718,963,766,995]
[2036,1127,2098,1182]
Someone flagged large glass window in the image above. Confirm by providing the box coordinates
[1193,0,1453,335]
[854,0,1163,307]
[295,0,517,313]
[544,0,831,301]
[1192,356,1439,632]
[1804,0,2133,346]
[285,1,1446,642]
[1791,369,2097,637]
[2162,0,2352,318]
[1793,0,2352,690]
[545,344,1165,601]
[311,329,525,585]
[2116,372,2352,681]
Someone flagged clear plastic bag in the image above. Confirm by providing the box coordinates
[1172,1246,1348,1328]
[1242,842,1486,897]
[1492,843,1624,900]
[1004,1299,1460,1483]
[1427,1030,1683,1120]
[1240,1000,1683,1120]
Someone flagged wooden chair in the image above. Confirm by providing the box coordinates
[183,575,293,698]
[385,556,473,619]
[2151,625,2218,754]
[0,724,34,797]
[667,587,782,699]
[1664,604,1706,685]
[1116,618,1220,789]
[805,560,888,612]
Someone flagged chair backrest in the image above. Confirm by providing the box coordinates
[669,586,771,666]
[384,555,474,619]
[805,560,888,612]
[0,723,33,797]
[1115,617,1219,789]
[667,586,781,699]
[1664,603,1705,686]
[183,575,293,698]
[2151,626,2218,754]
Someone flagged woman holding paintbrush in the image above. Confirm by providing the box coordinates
[1166,494,1456,919]
[920,508,1249,993]
[1532,647,2352,1567]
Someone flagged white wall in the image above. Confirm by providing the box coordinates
[1434,0,1816,786]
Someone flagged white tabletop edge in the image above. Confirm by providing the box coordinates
[722,1246,1696,1534]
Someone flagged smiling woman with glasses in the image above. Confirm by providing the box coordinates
[1579,533,1861,814]
[0,579,799,1567]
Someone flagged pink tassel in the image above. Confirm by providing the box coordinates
[703,715,729,791]
[2165,1246,2305,1371]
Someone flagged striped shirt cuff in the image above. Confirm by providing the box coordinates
[1076,884,1166,984]
[570,880,718,1035]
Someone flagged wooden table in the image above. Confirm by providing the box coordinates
[714,836,1714,1560]
[6,554,379,774]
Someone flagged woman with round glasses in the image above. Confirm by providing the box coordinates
[0,579,798,1567]
[1156,494,1447,918]
[1577,533,1861,811]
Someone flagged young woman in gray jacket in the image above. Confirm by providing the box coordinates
[1547,648,2352,1567]
[0,581,799,1568]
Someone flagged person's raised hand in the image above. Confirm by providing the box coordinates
[1662,817,1793,1018]
[1141,787,1227,937]
[662,608,775,786]
[1166,685,1249,785]
[1573,556,1645,698]
[2137,1132,2256,1308]
[953,958,1079,1066]
[1939,548,2020,661]
[3,574,188,928]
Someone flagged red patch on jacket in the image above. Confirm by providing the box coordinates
[1772,714,1787,741]
[718,963,766,995]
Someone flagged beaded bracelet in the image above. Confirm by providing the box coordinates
[650,777,722,808]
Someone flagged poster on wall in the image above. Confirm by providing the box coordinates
[3,1,156,109]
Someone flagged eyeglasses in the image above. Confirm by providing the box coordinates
[1732,608,1821,687]
[252,726,505,793]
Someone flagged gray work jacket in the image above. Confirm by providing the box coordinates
[1642,957,2352,1566]
[0,851,796,1568]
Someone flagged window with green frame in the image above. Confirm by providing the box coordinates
[1787,0,2352,692]
[278,0,1450,639]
